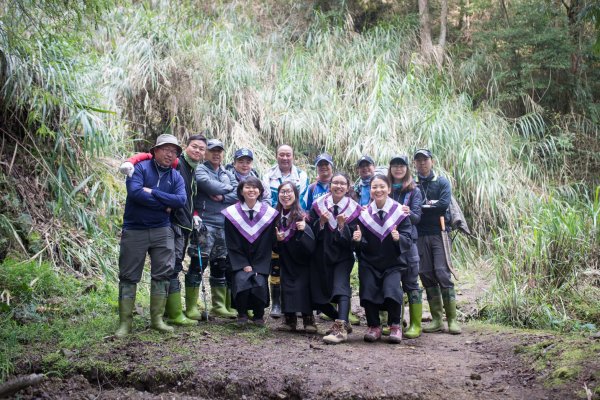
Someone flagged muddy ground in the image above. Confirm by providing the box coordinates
[8,270,597,399]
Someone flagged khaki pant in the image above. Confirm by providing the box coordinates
[118,226,174,284]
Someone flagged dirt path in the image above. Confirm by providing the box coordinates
[18,319,575,399]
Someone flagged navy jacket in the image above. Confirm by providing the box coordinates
[123,159,186,230]
[415,171,451,236]
[390,185,423,241]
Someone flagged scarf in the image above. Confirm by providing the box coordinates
[183,152,199,170]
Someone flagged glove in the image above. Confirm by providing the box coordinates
[193,215,203,232]
[119,161,134,178]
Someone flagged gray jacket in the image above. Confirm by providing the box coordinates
[194,161,239,228]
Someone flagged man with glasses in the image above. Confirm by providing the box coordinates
[116,134,187,337]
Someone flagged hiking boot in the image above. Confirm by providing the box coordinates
[269,283,282,318]
[404,290,423,339]
[344,321,353,334]
[442,287,462,335]
[252,317,265,326]
[364,326,382,342]
[115,282,136,338]
[302,315,318,333]
[236,315,249,326]
[277,314,298,332]
[389,324,402,344]
[323,319,348,344]
[423,286,443,333]
[150,280,174,333]
[165,292,197,326]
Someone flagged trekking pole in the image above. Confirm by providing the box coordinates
[195,234,210,321]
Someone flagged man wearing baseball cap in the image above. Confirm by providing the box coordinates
[225,148,260,183]
[194,138,240,319]
[115,134,187,337]
[354,155,376,206]
[413,148,460,335]
[306,153,334,210]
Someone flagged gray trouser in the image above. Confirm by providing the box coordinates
[118,226,174,284]
[417,234,453,289]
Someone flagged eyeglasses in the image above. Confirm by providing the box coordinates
[158,147,179,156]
[331,181,347,186]
[279,190,294,195]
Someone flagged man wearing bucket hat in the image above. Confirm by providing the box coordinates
[194,138,239,319]
[413,148,460,335]
[115,134,187,337]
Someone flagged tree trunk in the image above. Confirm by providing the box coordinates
[418,0,434,61]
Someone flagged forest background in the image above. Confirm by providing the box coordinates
[0,0,598,387]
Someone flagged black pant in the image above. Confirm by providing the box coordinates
[364,299,401,327]
[236,289,266,319]
[316,295,350,322]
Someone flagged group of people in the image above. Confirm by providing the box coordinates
[115,132,461,345]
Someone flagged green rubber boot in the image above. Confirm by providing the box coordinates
[184,286,204,320]
[349,310,360,326]
[166,292,197,326]
[442,287,462,334]
[380,311,390,335]
[404,290,423,339]
[423,286,443,333]
[211,285,237,318]
[226,287,237,316]
[150,280,174,333]
[115,282,136,338]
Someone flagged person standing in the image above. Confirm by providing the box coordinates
[262,144,310,318]
[353,175,413,344]
[225,148,260,182]
[274,181,316,332]
[354,155,376,207]
[413,149,460,335]
[309,172,361,344]
[194,139,239,319]
[388,155,423,338]
[222,177,279,325]
[306,153,334,210]
[115,134,187,337]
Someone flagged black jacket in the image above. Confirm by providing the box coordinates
[172,155,196,231]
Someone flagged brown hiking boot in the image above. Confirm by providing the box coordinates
[302,315,318,333]
[277,314,298,332]
[364,326,382,342]
[323,319,348,344]
[326,320,353,335]
[389,324,402,344]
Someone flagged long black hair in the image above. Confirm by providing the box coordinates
[275,181,305,226]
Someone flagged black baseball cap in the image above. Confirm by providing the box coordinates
[357,155,375,167]
[234,148,254,160]
[390,155,409,165]
[413,149,432,159]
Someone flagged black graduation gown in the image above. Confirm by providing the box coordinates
[355,216,412,307]
[224,218,277,306]
[275,225,316,314]
[308,208,357,304]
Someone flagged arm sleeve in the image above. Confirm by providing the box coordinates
[150,172,187,208]
[222,171,239,205]
[408,188,422,226]
[436,177,452,211]
[261,173,273,207]
[397,217,413,253]
[196,166,234,195]
[295,225,316,254]
[224,219,251,271]
[126,165,167,210]
[127,153,152,165]
[298,171,310,211]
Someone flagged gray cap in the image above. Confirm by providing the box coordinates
[414,149,432,159]
[207,139,225,150]
[151,134,182,155]
[357,155,375,167]
[390,155,409,165]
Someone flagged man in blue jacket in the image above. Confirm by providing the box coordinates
[116,134,187,337]
[414,149,460,335]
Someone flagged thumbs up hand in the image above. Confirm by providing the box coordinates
[276,227,285,241]
[391,225,399,241]
[336,214,347,230]
[352,225,362,242]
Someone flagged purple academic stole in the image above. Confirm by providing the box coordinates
[358,199,407,241]
[313,193,361,231]
[277,211,297,243]
[222,203,279,243]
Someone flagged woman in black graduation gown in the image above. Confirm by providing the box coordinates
[274,181,316,332]
[309,172,361,344]
[222,177,278,325]
[353,174,412,344]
